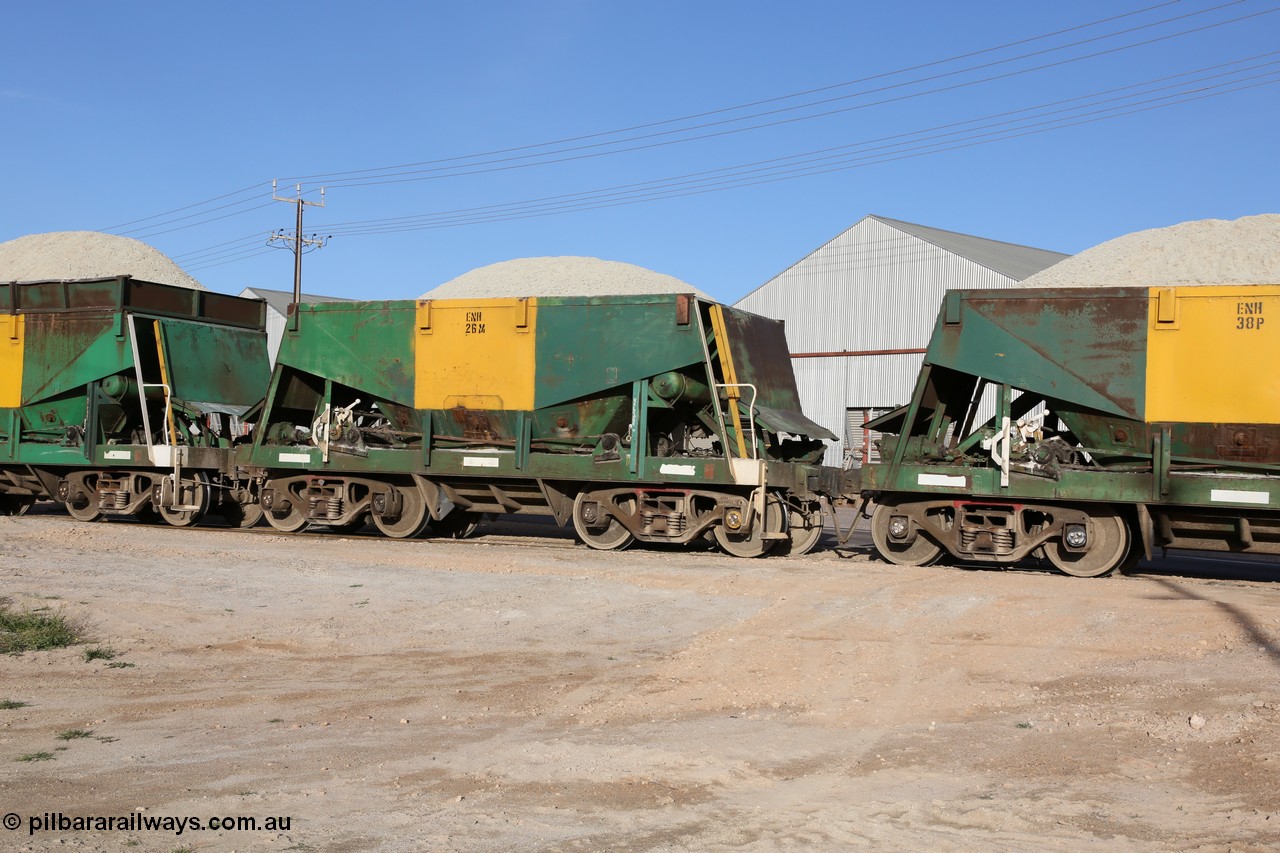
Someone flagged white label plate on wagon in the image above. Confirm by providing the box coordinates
[918,473,967,488]
[278,452,312,463]
[659,463,697,476]
[463,456,501,468]
[104,450,132,460]
[1210,489,1269,505]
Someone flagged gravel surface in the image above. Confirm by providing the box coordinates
[0,231,205,289]
[422,256,710,299]
[1017,213,1280,289]
[2,512,1279,852]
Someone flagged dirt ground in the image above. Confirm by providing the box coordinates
[1,508,1278,852]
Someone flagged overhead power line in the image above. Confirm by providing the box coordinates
[290,0,1271,190]
[307,57,1280,236]
[183,245,277,273]
[169,233,270,262]
[283,0,1203,184]
[110,0,1279,276]
[181,50,1280,264]
[99,182,271,233]
[110,1,1259,238]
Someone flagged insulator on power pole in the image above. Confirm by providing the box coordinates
[267,181,328,331]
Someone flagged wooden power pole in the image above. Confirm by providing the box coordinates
[268,180,328,330]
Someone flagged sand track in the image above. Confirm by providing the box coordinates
[1,513,1278,851]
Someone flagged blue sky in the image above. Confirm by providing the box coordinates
[4,1,1278,303]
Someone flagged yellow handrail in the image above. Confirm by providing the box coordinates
[152,320,177,446]
[708,305,749,459]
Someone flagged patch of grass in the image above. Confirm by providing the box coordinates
[56,729,94,741]
[94,735,118,744]
[106,661,135,669]
[0,699,29,710]
[1016,721,1034,729]
[354,599,369,607]
[0,600,81,654]
[83,646,118,662]
[268,718,284,723]
[349,584,363,588]
[16,751,55,762]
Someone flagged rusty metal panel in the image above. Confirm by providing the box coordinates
[532,295,704,408]
[926,287,1149,419]
[158,318,268,409]
[717,305,803,413]
[7,278,268,407]
[276,301,417,406]
[20,313,132,405]
[2,279,122,312]
[1,277,264,330]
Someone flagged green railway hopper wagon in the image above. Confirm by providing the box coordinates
[249,293,840,556]
[0,277,269,526]
[857,284,1280,576]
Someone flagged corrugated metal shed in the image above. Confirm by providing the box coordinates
[238,287,356,366]
[734,215,1068,466]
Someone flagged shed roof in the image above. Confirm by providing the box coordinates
[871,216,1068,281]
[239,287,355,315]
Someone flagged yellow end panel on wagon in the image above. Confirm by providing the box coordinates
[0,314,24,408]
[1145,285,1280,424]
[414,298,538,411]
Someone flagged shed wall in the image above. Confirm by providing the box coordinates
[737,217,1017,354]
[264,307,287,367]
[793,353,926,466]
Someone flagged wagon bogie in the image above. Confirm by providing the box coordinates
[860,284,1280,575]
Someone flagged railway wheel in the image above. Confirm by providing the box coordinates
[1044,506,1130,578]
[372,487,429,539]
[431,509,482,539]
[0,494,35,516]
[1116,536,1144,574]
[713,494,786,558]
[66,501,102,522]
[220,500,264,529]
[870,501,944,566]
[158,472,210,528]
[573,491,635,551]
[778,501,824,557]
[134,505,163,524]
[65,474,102,522]
[263,481,308,533]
